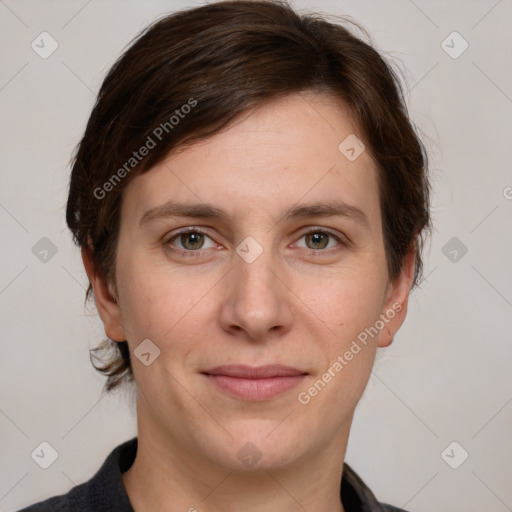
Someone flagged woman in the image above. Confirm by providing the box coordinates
[21,1,430,510]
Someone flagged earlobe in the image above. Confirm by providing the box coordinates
[378,326,394,348]
[81,246,127,342]
[377,248,415,348]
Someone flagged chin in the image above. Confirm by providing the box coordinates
[202,420,308,472]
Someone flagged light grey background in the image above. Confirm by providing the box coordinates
[1,1,511,511]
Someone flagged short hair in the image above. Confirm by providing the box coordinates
[66,0,431,392]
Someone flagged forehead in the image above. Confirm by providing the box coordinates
[121,91,381,228]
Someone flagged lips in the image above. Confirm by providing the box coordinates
[202,364,307,379]
[202,365,308,401]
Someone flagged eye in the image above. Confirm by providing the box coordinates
[165,228,217,254]
[294,229,346,252]
[164,226,347,258]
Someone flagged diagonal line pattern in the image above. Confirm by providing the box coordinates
[472,0,503,30]
[61,265,88,291]
[408,62,439,94]
[0,62,29,92]
[0,471,29,502]
[0,408,29,438]
[470,204,499,233]
[401,471,439,508]
[471,265,512,308]
[198,469,234,504]
[0,0,29,28]
[372,371,439,438]
[472,470,512,511]
[61,61,96,95]
[417,265,438,287]
[61,0,92,29]
[472,395,512,439]
[0,202,29,232]
[472,61,512,103]
[407,0,439,28]
[265,408,296,438]
[61,470,77,486]
[61,393,106,439]
[0,265,28,295]
[297,91,338,134]
[265,471,311,512]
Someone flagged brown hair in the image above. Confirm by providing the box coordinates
[66,0,431,392]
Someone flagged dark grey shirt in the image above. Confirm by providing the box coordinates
[19,437,408,512]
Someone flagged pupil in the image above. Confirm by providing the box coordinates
[182,232,203,249]
[308,232,328,249]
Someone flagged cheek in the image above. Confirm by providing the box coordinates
[116,256,214,350]
[297,265,387,338]
[292,265,386,403]
[296,277,382,416]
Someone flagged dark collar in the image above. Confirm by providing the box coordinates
[22,437,404,511]
[102,437,399,512]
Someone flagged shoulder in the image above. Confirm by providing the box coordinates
[17,438,137,512]
[341,462,410,512]
[17,483,88,511]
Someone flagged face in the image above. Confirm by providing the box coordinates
[86,91,413,471]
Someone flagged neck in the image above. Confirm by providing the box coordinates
[122,399,350,512]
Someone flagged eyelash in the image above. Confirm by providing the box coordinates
[164,227,348,258]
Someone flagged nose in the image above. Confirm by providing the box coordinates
[218,244,294,342]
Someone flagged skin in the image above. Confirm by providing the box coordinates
[82,91,415,512]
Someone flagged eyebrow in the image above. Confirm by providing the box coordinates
[139,200,369,228]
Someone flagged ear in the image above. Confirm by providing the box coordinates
[81,245,127,342]
[377,246,416,348]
